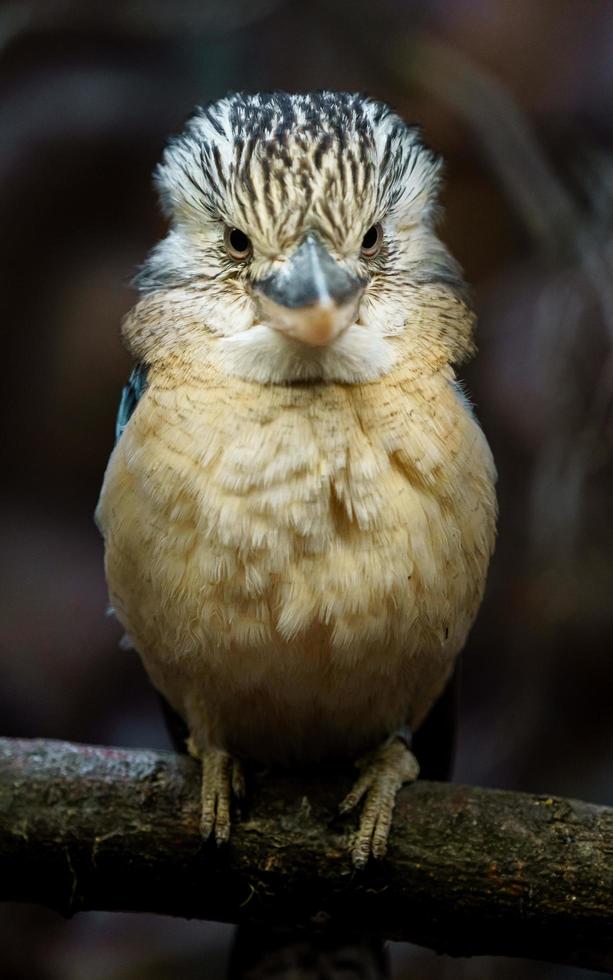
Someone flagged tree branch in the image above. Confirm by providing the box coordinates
[1,737,613,972]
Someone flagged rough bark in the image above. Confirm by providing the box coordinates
[1,737,613,972]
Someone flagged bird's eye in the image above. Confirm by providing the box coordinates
[361,223,382,257]
[224,227,252,261]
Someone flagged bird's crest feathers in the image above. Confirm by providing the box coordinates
[130,91,472,384]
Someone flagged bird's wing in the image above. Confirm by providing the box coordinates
[111,362,191,752]
[114,363,148,443]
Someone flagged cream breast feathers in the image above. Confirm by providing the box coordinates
[97,283,496,689]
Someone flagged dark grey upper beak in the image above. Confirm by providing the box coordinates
[252,233,365,347]
[254,233,364,309]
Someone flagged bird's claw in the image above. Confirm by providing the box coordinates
[199,748,245,845]
[340,737,419,868]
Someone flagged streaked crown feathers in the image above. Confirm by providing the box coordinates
[129,91,472,385]
[157,92,441,240]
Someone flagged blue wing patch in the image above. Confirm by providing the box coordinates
[115,364,148,443]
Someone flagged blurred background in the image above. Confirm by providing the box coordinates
[1,0,613,977]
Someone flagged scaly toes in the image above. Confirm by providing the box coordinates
[350,776,400,868]
[338,768,374,814]
[343,737,420,868]
[199,749,244,845]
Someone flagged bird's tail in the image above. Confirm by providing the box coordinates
[225,670,460,979]
[157,669,459,980]
[228,924,388,979]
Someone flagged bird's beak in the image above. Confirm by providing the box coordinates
[253,233,365,347]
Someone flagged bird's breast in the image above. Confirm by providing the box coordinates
[97,363,496,759]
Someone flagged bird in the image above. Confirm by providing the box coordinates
[96,90,497,869]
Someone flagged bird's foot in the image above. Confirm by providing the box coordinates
[339,735,419,868]
[197,747,245,845]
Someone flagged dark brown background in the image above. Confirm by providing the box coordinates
[1,1,613,976]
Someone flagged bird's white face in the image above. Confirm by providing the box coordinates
[134,92,469,384]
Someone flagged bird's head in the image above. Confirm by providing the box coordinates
[126,91,474,384]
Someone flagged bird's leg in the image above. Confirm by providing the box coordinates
[187,739,246,845]
[339,727,419,868]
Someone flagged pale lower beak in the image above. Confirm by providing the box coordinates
[253,233,364,348]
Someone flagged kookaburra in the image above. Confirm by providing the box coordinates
[96,91,496,867]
